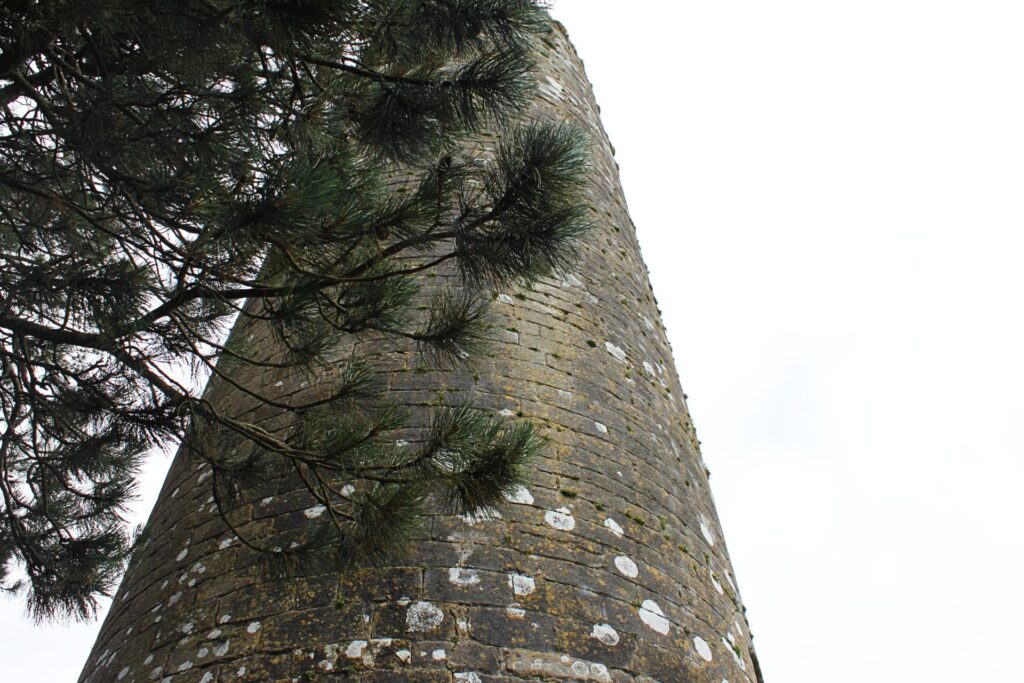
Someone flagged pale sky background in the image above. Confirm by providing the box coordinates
[3,2,1024,680]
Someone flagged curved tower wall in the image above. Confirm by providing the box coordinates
[81,21,759,683]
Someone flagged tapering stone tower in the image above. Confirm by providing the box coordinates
[81,21,759,683]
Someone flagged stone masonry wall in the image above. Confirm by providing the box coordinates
[79,21,760,683]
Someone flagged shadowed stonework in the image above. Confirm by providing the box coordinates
[80,21,760,683]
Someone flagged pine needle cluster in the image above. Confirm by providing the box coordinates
[0,0,590,620]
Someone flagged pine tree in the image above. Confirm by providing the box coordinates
[0,0,589,622]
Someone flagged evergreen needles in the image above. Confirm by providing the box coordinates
[0,0,590,621]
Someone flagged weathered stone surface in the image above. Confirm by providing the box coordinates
[79,20,759,683]
[506,649,613,681]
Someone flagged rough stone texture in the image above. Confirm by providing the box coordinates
[80,22,761,683]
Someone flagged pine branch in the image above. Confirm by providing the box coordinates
[0,0,594,618]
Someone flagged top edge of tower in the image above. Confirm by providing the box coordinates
[546,18,586,69]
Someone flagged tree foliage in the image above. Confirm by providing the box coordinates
[0,0,590,621]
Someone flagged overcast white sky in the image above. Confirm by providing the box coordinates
[3,2,1024,680]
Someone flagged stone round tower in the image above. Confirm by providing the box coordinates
[80,21,760,683]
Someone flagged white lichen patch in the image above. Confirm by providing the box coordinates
[710,570,724,595]
[598,344,622,366]
[506,485,534,505]
[694,636,713,662]
[604,341,627,362]
[591,623,620,646]
[506,651,612,682]
[218,537,235,550]
[557,389,573,399]
[304,504,326,519]
[340,484,355,497]
[448,567,481,588]
[700,516,716,546]
[572,661,611,680]
[723,637,746,669]
[117,667,130,680]
[432,649,447,661]
[506,603,526,618]
[177,660,193,672]
[638,600,670,635]
[406,601,444,632]
[199,673,214,683]
[321,644,342,671]
[603,517,624,537]
[544,507,575,531]
[459,507,502,525]
[175,547,188,562]
[246,621,261,634]
[541,75,563,98]
[219,614,231,624]
[455,673,483,683]
[345,641,368,659]
[508,572,536,596]
[395,649,412,664]
[614,555,639,578]
[643,361,655,375]
[212,640,230,657]
[594,421,608,434]
[180,622,195,635]
[562,273,584,288]
[499,408,516,417]
[168,591,182,606]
